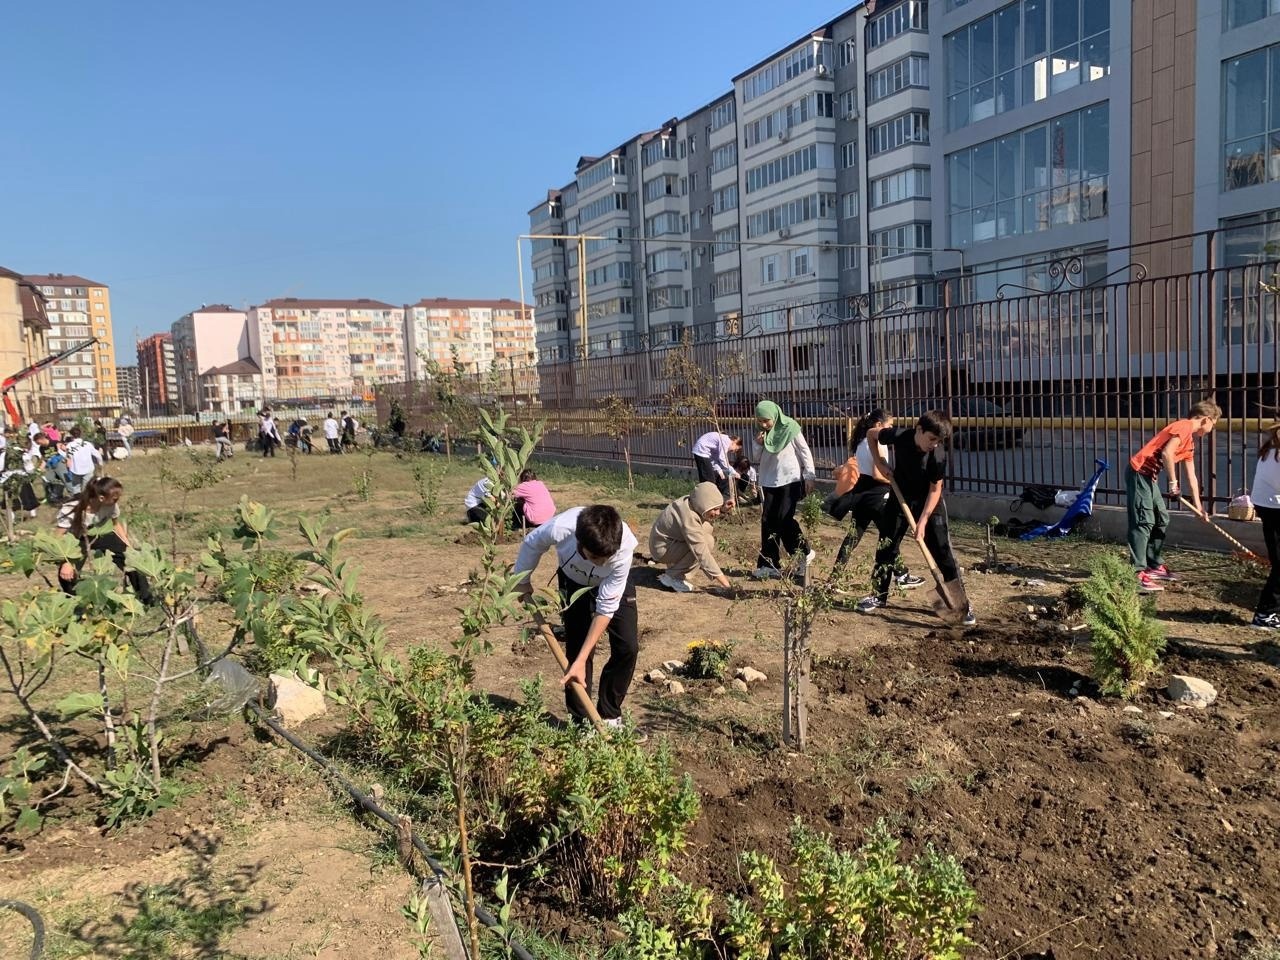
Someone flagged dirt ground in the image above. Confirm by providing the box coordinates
[2,446,1279,959]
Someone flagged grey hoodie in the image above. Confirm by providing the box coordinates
[649,482,726,579]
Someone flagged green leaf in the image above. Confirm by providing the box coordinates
[15,807,41,833]
[56,691,104,719]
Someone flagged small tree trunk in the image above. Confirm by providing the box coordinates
[147,625,179,785]
[444,424,453,461]
[99,659,117,769]
[781,605,793,747]
[451,728,482,960]
[623,443,634,490]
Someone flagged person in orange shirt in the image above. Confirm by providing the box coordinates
[1126,399,1220,592]
[828,408,923,590]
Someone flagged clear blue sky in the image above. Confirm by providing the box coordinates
[0,0,858,366]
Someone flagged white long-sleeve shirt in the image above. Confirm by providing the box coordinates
[514,507,637,618]
[323,417,340,440]
[1252,454,1280,508]
[66,438,102,476]
[691,432,740,480]
[464,477,491,509]
[755,432,816,488]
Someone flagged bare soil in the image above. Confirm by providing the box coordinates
[3,449,1279,959]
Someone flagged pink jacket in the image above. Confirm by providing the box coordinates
[512,480,555,526]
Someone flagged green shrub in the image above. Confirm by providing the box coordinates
[1082,552,1166,698]
[610,819,977,960]
[684,638,735,681]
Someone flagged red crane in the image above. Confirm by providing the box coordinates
[2,338,98,428]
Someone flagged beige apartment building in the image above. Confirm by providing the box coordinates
[25,273,119,408]
[0,267,53,422]
[405,298,537,386]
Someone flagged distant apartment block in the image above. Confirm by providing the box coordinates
[0,266,53,420]
[172,305,254,413]
[406,298,536,381]
[116,364,142,413]
[137,332,178,415]
[245,298,405,401]
[25,273,119,408]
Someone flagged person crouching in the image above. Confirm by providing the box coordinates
[649,481,733,593]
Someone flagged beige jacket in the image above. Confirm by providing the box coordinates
[649,482,725,579]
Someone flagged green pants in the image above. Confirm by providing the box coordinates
[1125,465,1168,570]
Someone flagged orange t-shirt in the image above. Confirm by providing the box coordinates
[833,456,860,496]
[1129,420,1196,478]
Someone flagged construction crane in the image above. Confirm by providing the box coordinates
[2,338,98,428]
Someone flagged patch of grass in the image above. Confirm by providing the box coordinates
[906,771,945,797]
[529,458,690,503]
[1245,942,1280,960]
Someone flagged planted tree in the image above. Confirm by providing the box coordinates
[602,394,645,490]
[1082,551,1167,698]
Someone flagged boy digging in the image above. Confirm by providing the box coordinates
[514,505,639,729]
[649,481,733,594]
[855,410,974,627]
[1126,399,1220,592]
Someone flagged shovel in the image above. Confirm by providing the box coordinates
[1177,497,1264,562]
[888,479,970,625]
[532,613,607,732]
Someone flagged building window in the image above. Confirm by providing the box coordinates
[791,344,811,371]
[745,192,838,238]
[742,92,834,148]
[870,222,933,262]
[713,226,740,257]
[714,269,741,297]
[870,167,932,208]
[744,144,829,194]
[713,183,739,213]
[867,0,928,49]
[1226,0,1280,30]
[842,192,860,218]
[711,99,736,131]
[867,111,930,156]
[947,102,1109,246]
[839,89,858,119]
[761,348,779,373]
[840,140,858,169]
[946,0,1110,131]
[711,142,737,173]
[644,175,679,202]
[1223,45,1280,190]
[868,54,930,103]
[841,246,859,270]
[790,247,812,277]
[762,255,780,283]
[642,137,679,165]
[837,37,857,68]
[742,38,834,102]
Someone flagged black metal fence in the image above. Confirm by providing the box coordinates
[382,242,1280,510]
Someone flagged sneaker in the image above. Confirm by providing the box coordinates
[855,595,885,614]
[805,549,817,563]
[658,572,694,593]
[896,573,926,590]
[752,566,781,580]
[1136,570,1165,593]
[602,717,648,743]
[1147,564,1181,582]
[962,606,977,628]
[1252,612,1280,630]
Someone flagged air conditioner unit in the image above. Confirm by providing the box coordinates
[816,64,829,77]
[778,128,790,142]
[620,278,632,288]
[845,106,859,120]
[778,227,792,240]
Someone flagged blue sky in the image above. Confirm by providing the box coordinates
[0,0,858,365]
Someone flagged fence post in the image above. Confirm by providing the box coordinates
[1206,229,1218,510]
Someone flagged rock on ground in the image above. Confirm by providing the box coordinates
[731,678,750,693]
[736,666,768,684]
[268,673,327,727]
[645,669,667,684]
[1167,674,1218,708]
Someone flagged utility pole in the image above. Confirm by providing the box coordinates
[577,234,589,357]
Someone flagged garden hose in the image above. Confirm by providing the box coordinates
[245,703,537,960]
[0,899,45,960]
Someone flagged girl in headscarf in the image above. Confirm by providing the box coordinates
[752,400,816,578]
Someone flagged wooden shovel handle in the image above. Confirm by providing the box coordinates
[533,613,606,732]
[887,478,947,585]
[1177,496,1262,560]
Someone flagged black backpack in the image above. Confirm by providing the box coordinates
[1011,484,1058,512]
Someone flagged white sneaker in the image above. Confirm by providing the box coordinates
[658,572,694,593]
[752,566,781,580]
[805,549,817,563]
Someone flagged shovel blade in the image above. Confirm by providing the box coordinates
[928,580,970,625]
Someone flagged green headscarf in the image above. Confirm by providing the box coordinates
[755,400,802,454]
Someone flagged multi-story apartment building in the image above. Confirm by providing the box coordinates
[0,267,53,422]
[199,358,263,414]
[405,298,536,384]
[25,273,119,409]
[116,365,142,413]
[172,305,252,413]
[246,298,404,401]
[137,332,178,415]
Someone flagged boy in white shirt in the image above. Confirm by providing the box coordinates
[514,505,639,726]
[64,426,103,496]
[464,476,492,524]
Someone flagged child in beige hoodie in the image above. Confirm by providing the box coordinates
[649,481,732,593]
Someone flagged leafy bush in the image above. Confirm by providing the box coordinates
[609,819,977,960]
[684,639,734,681]
[1082,552,1167,698]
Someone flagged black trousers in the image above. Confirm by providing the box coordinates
[758,481,808,569]
[327,437,341,454]
[694,456,731,497]
[873,501,960,603]
[261,436,276,457]
[559,571,639,721]
[58,532,154,604]
[833,478,896,570]
[1256,506,1280,617]
[466,504,488,525]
